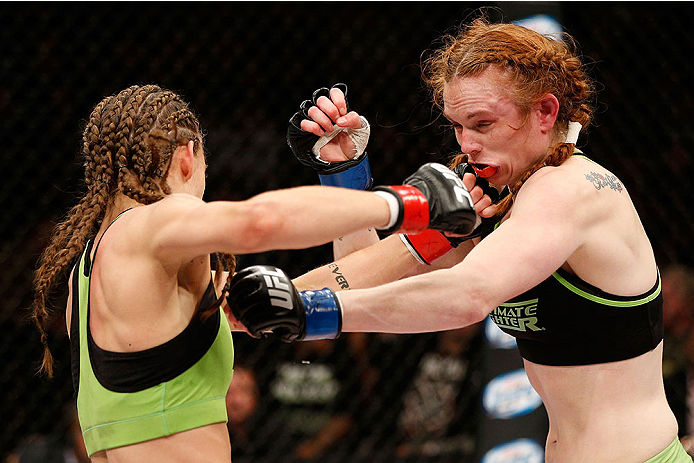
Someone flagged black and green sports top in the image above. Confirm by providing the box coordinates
[69,233,234,456]
[489,267,662,366]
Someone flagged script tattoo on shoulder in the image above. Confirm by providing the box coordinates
[584,171,623,193]
[328,263,350,289]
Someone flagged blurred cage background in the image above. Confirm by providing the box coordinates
[1,2,693,461]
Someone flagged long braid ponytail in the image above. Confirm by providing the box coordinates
[32,87,135,376]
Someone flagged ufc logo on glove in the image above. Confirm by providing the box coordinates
[259,266,294,310]
[429,163,473,206]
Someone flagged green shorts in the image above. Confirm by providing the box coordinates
[644,438,693,463]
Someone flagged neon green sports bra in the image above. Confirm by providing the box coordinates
[70,234,234,456]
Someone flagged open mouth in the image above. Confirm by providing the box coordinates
[469,163,498,178]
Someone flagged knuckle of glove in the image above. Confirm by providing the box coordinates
[424,164,479,235]
[454,163,499,203]
[312,87,331,104]
[331,82,348,96]
[226,265,268,307]
[288,112,306,131]
[331,83,350,111]
[453,162,475,178]
[299,100,313,119]
[447,163,509,240]
[412,163,456,202]
[403,164,438,195]
[403,175,431,199]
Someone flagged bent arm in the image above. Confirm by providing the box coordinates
[337,171,586,333]
[146,186,390,266]
[294,233,474,292]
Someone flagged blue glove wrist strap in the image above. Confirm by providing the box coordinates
[318,155,373,190]
[299,288,341,340]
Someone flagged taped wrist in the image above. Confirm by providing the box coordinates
[318,153,373,190]
[372,185,429,235]
[299,288,342,340]
[312,115,370,159]
[400,229,455,265]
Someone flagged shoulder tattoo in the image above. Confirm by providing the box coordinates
[584,171,623,193]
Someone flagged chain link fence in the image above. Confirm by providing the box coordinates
[2,2,693,460]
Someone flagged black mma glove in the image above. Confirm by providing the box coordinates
[399,163,508,264]
[226,265,341,342]
[373,162,479,236]
[449,163,508,240]
[287,83,372,190]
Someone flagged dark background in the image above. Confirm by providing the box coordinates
[2,1,693,459]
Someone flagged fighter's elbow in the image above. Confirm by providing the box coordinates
[462,293,494,326]
[472,299,495,325]
[445,272,496,326]
[233,197,288,253]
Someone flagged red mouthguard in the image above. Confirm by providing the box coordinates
[471,164,498,178]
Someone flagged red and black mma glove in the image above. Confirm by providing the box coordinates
[287,83,373,190]
[373,162,479,236]
[227,265,343,342]
[226,164,482,343]
[400,163,509,264]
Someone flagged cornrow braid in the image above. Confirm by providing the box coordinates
[148,107,200,185]
[114,85,161,199]
[425,17,595,218]
[33,84,236,376]
[83,95,114,191]
[120,90,178,204]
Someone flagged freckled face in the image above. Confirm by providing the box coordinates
[443,67,548,186]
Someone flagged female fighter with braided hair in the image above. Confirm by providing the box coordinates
[230,19,690,462]
[32,84,480,461]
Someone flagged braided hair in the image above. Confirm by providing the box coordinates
[422,18,595,216]
[33,85,235,376]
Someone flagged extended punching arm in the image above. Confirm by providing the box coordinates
[228,164,482,340]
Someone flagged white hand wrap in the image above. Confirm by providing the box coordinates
[312,116,370,162]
